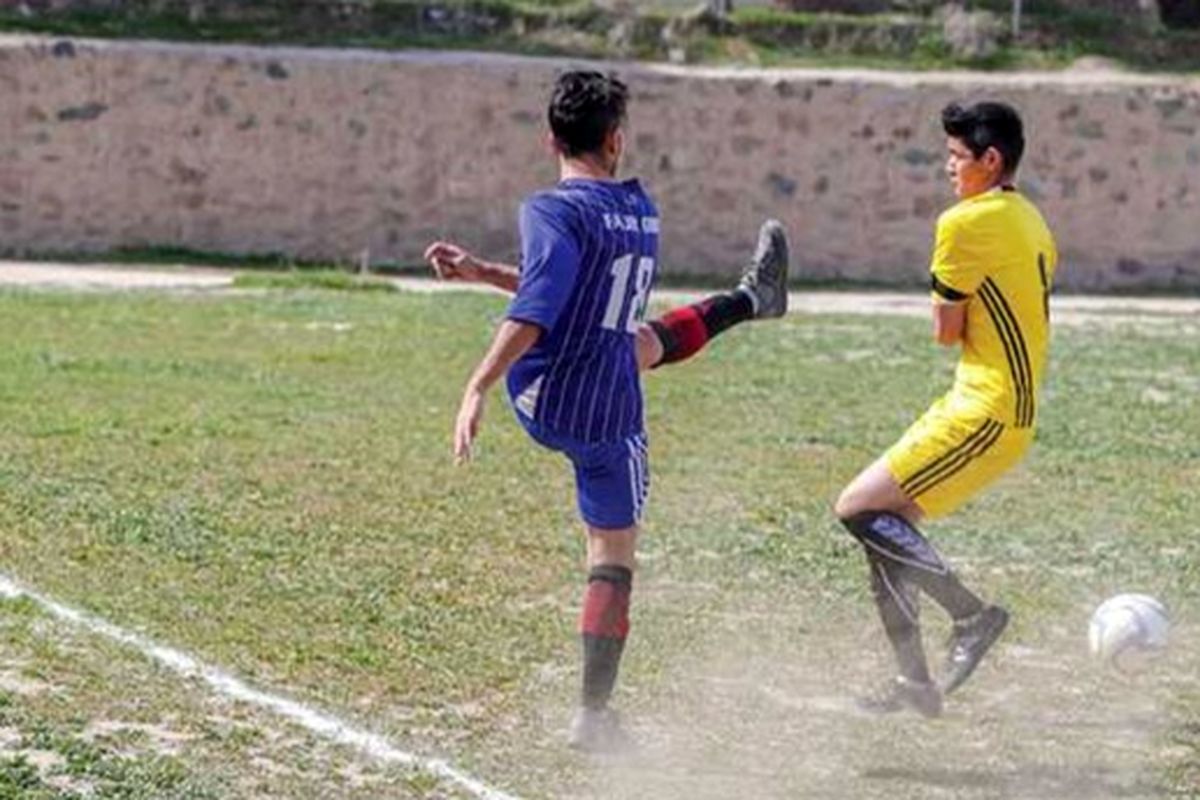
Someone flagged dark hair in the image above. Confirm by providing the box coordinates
[941,101,1025,174]
[548,70,628,158]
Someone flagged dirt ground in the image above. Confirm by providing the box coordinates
[2,261,1197,329]
[568,601,1195,800]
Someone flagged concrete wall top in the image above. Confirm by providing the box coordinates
[2,35,1199,290]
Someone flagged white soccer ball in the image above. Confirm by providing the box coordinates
[1088,593,1169,671]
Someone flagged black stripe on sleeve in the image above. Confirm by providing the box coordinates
[931,274,969,302]
[1039,253,1050,323]
[983,278,1036,427]
[979,281,1032,428]
[978,286,1026,425]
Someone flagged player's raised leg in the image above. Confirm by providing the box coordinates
[637,219,789,371]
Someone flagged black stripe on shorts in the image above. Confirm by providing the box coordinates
[904,419,1005,499]
[900,419,996,497]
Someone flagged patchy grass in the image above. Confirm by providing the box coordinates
[231,271,399,292]
[0,285,1196,797]
[0,593,388,799]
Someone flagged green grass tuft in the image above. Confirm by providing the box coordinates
[231,271,399,292]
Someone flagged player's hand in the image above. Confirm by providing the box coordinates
[424,241,484,283]
[453,387,486,464]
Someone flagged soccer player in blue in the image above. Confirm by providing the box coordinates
[423,70,788,752]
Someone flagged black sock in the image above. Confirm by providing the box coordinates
[696,290,756,337]
[579,565,632,709]
[581,636,626,710]
[910,565,985,622]
[868,555,931,683]
[842,511,984,622]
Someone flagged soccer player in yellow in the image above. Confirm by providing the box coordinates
[835,101,1057,717]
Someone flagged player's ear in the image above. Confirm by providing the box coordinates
[604,126,624,158]
[545,131,565,158]
[982,146,1005,179]
[604,127,625,175]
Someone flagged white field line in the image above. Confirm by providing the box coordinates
[0,573,522,800]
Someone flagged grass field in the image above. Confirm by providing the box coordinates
[0,283,1196,798]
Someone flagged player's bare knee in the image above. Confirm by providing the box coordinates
[834,487,862,522]
[585,525,638,569]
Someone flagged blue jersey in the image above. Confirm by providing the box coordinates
[506,178,659,444]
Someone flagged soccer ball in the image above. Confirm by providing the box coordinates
[1088,593,1169,671]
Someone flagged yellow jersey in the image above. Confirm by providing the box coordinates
[930,187,1057,429]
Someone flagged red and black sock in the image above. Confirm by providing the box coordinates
[648,290,755,367]
[579,564,633,710]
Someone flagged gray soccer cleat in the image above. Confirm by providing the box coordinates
[856,675,944,719]
[737,219,790,319]
[568,707,634,754]
[941,604,1009,695]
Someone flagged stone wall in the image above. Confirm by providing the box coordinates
[2,36,1200,289]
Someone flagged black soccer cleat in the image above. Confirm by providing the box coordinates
[856,675,943,719]
[941,604,1010,695]
[737,219,789,319]
[568,707,634,755]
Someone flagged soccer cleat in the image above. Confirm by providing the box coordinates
[856,675,943,719]
[941,604,1010,695]
[737,219,790,319]
[568,707,634,754]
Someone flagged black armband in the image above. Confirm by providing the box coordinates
[931,274,969,302]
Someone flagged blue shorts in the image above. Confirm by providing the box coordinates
[522,422,650,530]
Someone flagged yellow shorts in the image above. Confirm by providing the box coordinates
[885,396,1032,519]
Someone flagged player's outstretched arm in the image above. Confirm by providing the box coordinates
[424,241,520,294]
[454,319,542,463]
